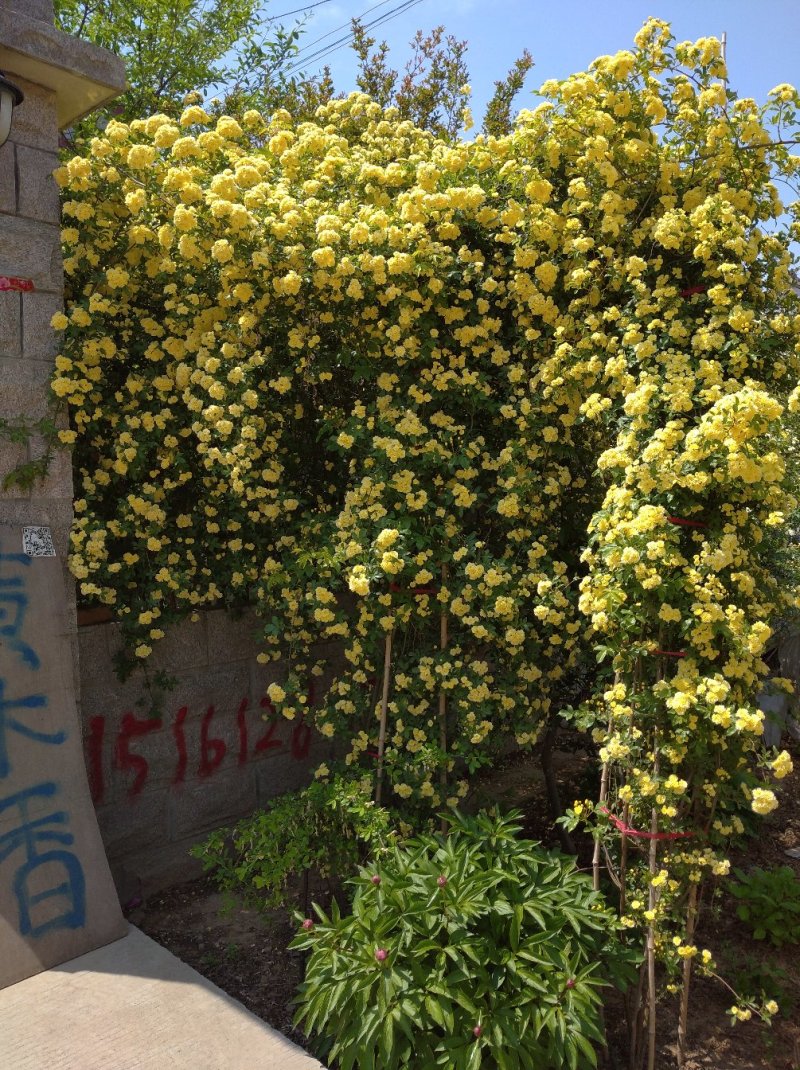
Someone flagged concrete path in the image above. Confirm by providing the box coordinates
[1,925,325,1069]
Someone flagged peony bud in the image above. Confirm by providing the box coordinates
[375,947,388,962]
[437,875,447,887]
[565,977,576,989]
[473,1025,482,1038]
[301,919,314,931]
[371,874,381,886]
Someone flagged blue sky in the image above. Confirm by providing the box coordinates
[283,0,800,123]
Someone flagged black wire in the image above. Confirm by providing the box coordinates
[268,0,331,22]
[288,0,398,62]
[285,0,425,74]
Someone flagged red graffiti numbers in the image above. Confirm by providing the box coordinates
[199,705,227,777]
[291,719,312,760]
[236,697,249,765]
[86,716,105,804]
[88,692,314,804]
[254,697,282,754]
[172,706,188,784]
[115,712,160,796]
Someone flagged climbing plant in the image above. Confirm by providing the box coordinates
[51,19,800,1064]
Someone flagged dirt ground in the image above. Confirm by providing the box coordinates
[134,738,800,1069]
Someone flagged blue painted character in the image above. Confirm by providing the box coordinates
[0,679,62,779]
[0,781,86,936]
[0,549,40,670]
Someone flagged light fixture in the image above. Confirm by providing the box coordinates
[0,71,24,149]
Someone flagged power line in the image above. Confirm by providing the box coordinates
[288,0,397,62]
[268,0,331,22]
[286,0,425,74]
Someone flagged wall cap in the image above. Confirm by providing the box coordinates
[0,7,126,128]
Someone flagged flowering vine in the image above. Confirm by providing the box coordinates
[51,19,800,1064]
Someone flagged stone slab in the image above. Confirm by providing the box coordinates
[7,0,54,22]
[0,140,15,214]
[1,75,58,152]
[0,292,22,358]
[0,7,127,129]
[0,214,62,293]
[0,523,126,989]
[207,606,262,662]
[22,289,63,361]
[0,925,324,1069]
[15,144,60,224]
[167,768,258,840]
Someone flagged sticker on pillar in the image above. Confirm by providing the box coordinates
[22,528,56,558]
[0,277,35,293]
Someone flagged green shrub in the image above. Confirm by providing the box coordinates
[729,866,800,947]
[191,775,393,909]
[291,809,637,1070]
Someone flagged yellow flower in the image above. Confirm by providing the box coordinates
[771,750,793,779]
[375,528,399,550]
[211,239,234,263]
[348,566,370,596]
[658,604,681,623]
[267,682,286,704]
[750,787,778,815]
[380,551,403,575]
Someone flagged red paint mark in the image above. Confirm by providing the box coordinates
[254,697,282,754]
[291,719,312,760]
[199,704,226,777]
[389,582,438,595]
[601,807,695,841]
[86,715,105,804]
[255,720,281,753]
[667,515,707,529]
[115,712,159,795]
[236,697,249,765]
[0,276,34,292]
[172,705,188,783]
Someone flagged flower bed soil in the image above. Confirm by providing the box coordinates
[135,741,800,1069]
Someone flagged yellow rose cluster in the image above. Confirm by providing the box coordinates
[53,22,800,1026]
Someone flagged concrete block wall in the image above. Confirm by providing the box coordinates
[79,609,334,897]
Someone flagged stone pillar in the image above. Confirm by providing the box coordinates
[0,0,127,988]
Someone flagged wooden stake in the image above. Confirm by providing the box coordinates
[676,883,699,1068]
[619,800,630,915]
[374,629,393,806]
[646,802,659,1070]
[593,755,610,892]
[439,564,449,833]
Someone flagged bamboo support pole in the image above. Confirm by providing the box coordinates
[619,800,630,915]
[592,755,610,892]
[374,629,393,805]
[646,802,659,1070]
[439,564,449,833]
[676,878,699,1066]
